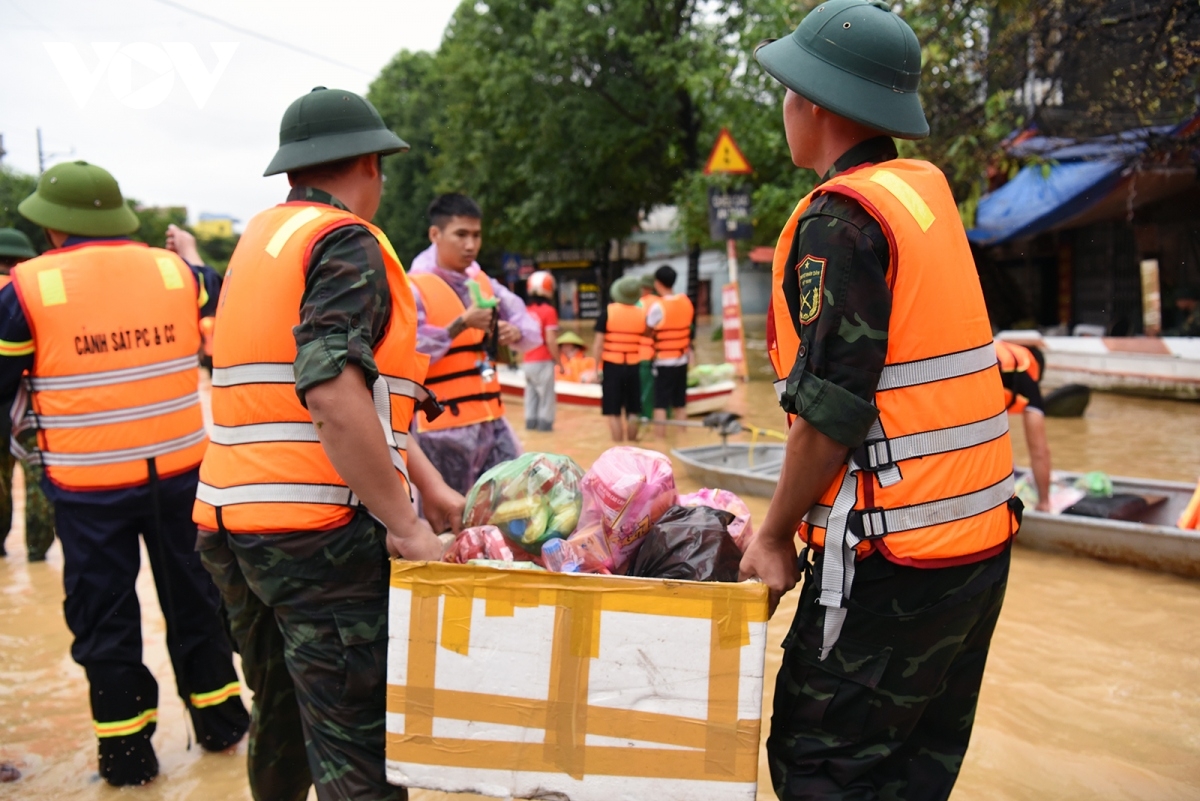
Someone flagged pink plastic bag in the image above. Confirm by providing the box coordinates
[577,447,677,573]
[443,526,521,564]
[678,488,755,551]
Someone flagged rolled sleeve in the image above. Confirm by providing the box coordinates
[293,225,391,405]
[779,193,892,448]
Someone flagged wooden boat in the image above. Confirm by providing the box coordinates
[672,442,1200,579]
[997,331,1200,401]
[498,367,736,416]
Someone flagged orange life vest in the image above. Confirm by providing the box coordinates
[11,241,207,491]
[601,303,647,365]
[410,271,503,431]
[0,274,11,289]
[193,203,430,535]
[653,294,693,361]
[637,295,660,362]
[768,159,1018,659]
[556,353,597,382]
[995,340,1041,413]
[199,316,216,358]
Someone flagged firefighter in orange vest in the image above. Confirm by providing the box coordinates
[193,88,464,801]
[645,265,695,436]
[593,276,646,442]
[407,193,543,495]
[996,340,1053,512]
[1,162,247,786]
[740,3,1022,798]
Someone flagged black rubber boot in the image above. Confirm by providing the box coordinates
[98,730,158,787]
[190,696,251,752]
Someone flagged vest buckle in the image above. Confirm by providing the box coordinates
[418,389,445,423]
[853,437,894,472]
[847,507,889,540]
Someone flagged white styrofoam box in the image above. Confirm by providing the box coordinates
[386,561,769,801]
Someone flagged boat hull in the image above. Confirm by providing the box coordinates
[499,368,735,416]
[673,444,1200,579]
[997,332,1200,401]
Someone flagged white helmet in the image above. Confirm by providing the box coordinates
[527,270,556,298]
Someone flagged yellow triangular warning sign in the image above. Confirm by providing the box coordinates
[703,128,753,175]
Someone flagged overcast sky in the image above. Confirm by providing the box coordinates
[1,0,461,230]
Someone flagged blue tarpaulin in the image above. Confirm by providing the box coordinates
[966,159,1125,245]
[965,122,1187,246]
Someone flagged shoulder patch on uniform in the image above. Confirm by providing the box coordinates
[796,255,826,325]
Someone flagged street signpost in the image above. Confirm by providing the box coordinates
[704,128,753,380]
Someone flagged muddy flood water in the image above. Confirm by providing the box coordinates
[3,321,1199,800]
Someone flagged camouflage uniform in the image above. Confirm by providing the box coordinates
[769,545,1011,800]
[199,185,405,801]
[770,137,1012,800]
[0,427,57,560]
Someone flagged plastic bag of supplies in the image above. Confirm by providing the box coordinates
[626,505,742,582]
[462,453,585,555]
[577,447,677,573]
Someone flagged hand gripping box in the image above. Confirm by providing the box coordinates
[386,561,769,801]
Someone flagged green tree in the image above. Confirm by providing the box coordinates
[0,166,49,254]
[368,49,445,266]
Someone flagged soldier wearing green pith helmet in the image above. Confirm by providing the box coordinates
[740,3,1017,800]
[195,87,464,801]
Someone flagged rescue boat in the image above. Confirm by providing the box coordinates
[672,440,1200,579]
[497,366,735,416]
[996,331,1200,401]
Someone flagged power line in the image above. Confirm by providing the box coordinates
[151,0,373,76]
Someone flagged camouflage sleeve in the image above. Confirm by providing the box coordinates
[778,192,892,448]
[293,225,392,406]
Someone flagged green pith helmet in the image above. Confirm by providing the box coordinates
[610,276,641,305]
[18,161,140,237]
[755,0,929,140]
[264,86,410,176]
[557,331,586,347]
[638,273,655,291]
[0,228,37,260]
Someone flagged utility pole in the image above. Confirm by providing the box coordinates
[37,128,73,174]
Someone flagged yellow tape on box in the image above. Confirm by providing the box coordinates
[385,560,769,801]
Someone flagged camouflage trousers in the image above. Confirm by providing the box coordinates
[768,542,1011,801]
[0,431,56,561]
[198,514,406,801]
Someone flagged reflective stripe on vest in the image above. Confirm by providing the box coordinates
[194,204,427,535]
[602,303,646,365]
[410,270,503,431]
[767,159,1016,660]
[11,243,206,490]
[653,294,693,360]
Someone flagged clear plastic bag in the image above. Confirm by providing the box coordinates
[462,453,585,555]
[577,447,677,573]
[541,526,614,574]
[626,505,742,582]
[678,488,754,551]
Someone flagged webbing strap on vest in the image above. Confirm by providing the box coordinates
[854,410,1010,488]
[37,427,207,467]
[196,481,360,507]
[29,354,199,391]
[35,391,201,429]
[808,472,1015,661]
[875,342,997,392]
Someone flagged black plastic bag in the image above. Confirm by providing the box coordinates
[627,505,742,582]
